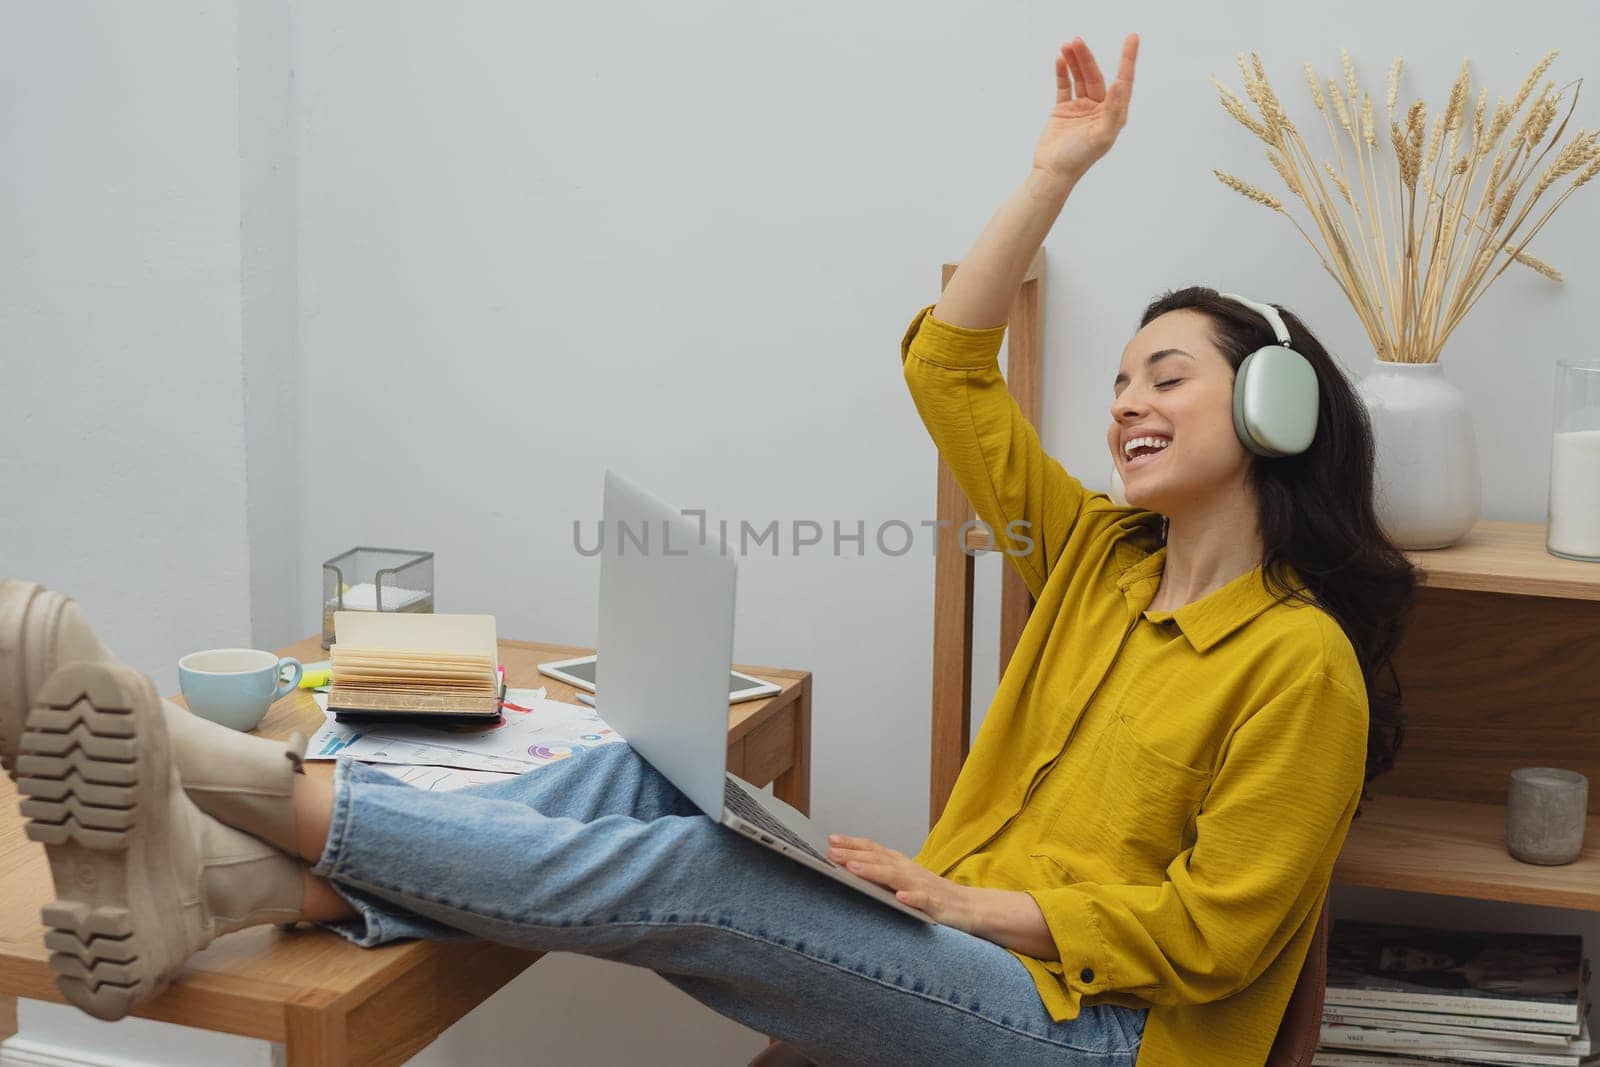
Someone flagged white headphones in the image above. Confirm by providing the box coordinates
[1217,292,1320,457]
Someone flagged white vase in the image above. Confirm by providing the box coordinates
[1355,359,1481,549]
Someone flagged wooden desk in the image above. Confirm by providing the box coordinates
[0,635,812,1065]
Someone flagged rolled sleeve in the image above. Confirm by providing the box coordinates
[1015,884,1114,1019]
[899,303,1010,369]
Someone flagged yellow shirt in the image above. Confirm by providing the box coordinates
[900,305,1368,1067]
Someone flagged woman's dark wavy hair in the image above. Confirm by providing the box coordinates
[1138,286,1419,803]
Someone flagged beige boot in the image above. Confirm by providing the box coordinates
[160,704,308,856]
[1,579,307,854]
[14,660,307,1021]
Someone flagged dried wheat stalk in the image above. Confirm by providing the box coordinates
[1212,49,1598,362]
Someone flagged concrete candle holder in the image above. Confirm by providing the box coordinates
[1506,767,1589,866]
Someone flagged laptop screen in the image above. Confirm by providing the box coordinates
[594,470,738,820]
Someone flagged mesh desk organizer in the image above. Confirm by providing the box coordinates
[321,547,434,650]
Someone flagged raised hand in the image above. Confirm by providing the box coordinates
[1032,34,1139,183]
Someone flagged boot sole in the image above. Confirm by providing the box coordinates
[15,662,180,1021]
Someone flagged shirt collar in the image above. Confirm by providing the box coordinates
[1116,544,1310,653]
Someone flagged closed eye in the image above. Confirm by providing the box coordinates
[1156,379,1182,388]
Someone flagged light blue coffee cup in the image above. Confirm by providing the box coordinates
[178,648,303,732]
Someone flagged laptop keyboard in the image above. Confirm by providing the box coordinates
[723,778,831,863]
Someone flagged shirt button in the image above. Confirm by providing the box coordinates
[1080,967,1095,984]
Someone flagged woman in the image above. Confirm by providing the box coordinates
[898,30,1414,1064]
[0,32,1415,1067]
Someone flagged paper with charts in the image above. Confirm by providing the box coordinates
[304,687,628,781]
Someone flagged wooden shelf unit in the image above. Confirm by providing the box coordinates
[973,517,1600,909]
[1332,521,1600,909]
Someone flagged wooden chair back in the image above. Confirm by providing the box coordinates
[928,252,1046,823]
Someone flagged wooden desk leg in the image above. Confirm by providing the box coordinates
[284,998,346,1067]
[1,993,17,1044]
[771,675,811,817]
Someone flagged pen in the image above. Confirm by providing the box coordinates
[574,691,596,707]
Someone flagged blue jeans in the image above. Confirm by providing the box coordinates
[309,742,1146,1066]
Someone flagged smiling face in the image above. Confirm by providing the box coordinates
[1107,309,1256,517]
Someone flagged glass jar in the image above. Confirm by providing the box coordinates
[1546,361,1600,562]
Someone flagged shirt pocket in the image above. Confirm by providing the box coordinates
[1030,711,1213,883]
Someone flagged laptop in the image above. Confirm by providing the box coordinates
[594,470,936,924]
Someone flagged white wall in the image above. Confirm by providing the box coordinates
[240,0,307,653]
[4,0,1599,1063]
[0,2,262,1062]
[0,3,254,690]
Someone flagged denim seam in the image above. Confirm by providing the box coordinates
[328,870,1135,1059]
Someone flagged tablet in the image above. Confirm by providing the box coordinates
[536,654,782,703]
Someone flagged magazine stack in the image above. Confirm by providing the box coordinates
[1311,919,1596,1066]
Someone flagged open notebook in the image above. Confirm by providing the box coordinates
[327,611,504,722]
